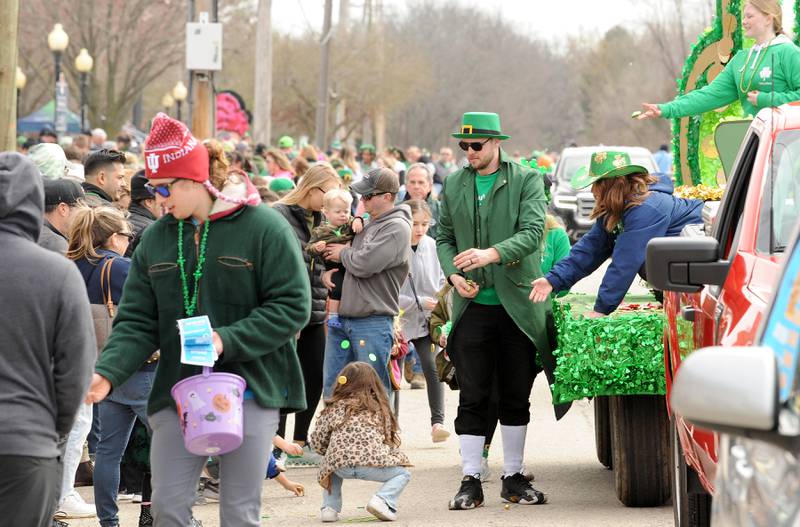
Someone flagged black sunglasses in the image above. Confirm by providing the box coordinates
[117,231,135,241]
[458,138,491,152]
[361,192,388,201]
[144,180,177,198]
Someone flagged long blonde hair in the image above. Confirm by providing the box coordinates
[590,173,657,232]
[66,206,130,261]
[279,163,340,207]
[747,0,783,33]
[203,139,231,191]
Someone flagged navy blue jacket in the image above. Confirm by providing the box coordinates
[74,249,131,305]
[546,174,703,314]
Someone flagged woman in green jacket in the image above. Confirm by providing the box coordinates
[85,114,311,527]
[639,0,800,120]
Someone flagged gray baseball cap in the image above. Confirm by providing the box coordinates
[351,167,400,196]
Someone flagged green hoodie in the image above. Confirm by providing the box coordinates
[660,35,800,119]
[95,190,311,416]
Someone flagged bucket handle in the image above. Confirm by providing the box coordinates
[202,366,212,377]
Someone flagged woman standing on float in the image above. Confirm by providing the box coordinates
[639,0,800,120]
[85,114,310,527]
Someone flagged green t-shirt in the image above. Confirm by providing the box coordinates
[473,171,501,305]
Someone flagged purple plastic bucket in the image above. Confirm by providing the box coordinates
[171,367,246,456]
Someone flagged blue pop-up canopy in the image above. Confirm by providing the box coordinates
[17,100,82,134]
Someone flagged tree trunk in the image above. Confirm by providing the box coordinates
[0,0,20,151]
[253,0,272,146]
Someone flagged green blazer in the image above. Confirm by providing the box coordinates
[436,150,570,419]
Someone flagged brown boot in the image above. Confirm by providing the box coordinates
[74,460,94,487]
[403,359,414,384]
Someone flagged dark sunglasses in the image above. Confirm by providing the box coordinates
[144,180,177,198]
[117,231,135,241]
[457,138,491,152]
[361,191,389,201]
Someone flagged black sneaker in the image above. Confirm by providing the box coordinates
[138,504,153,527]
[501,473,547,505]
[448,475,484,510]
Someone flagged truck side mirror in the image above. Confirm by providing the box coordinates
[645,237,728,292]
[671,346,778,433]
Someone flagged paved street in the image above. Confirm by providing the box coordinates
[70,260,670,526]
[70,384,671,526]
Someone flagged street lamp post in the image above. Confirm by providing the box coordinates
[15,67,26,121]
[75,48,94,132]
[172,81,188,123]
[162,94,175,116]
[47,23,69,125]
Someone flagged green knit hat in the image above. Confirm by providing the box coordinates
[571,150,649,190]
[269,177,296,193]
[278,135,294,149]
[451,112,509,140]
[359,143,376,153]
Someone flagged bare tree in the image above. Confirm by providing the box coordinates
[18,0,184,135]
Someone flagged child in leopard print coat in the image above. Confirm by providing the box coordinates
[310,362,411,522]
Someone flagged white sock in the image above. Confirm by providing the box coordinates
[501,425,527,477]
[459,434,485,477]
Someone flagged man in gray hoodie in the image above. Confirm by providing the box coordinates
[321,167,412,397]
[0,153,96,526]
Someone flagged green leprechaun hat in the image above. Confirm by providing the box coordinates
[570,150,649,190]
[452,112,510,140]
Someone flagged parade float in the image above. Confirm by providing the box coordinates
[550,0,800,511]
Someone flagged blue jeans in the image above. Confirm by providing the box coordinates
[323,315,394,399]
[407,342,423,374]
[322,466,410,513]
[94,367,154,527]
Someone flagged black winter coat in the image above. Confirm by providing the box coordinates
[126,202,157,257]
[272,203,327,326]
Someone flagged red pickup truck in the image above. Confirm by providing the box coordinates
[646,104,800,527]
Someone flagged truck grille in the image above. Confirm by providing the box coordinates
[577,196,595,219]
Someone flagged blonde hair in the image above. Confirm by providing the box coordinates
[541,214,563,247]
[66,206,130,261]
[747,0,783,33]
[279,163,340,207]
[406,199,432,218]
[323,188,353,209]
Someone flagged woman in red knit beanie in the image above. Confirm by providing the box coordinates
[86,114,311,526]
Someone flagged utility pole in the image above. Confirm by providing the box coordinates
[253,0,272,146]
[190,0,217,139]
[373,0,386,151]
[333,0,349,143]
[314,0,333,148]
[0,0,20,151]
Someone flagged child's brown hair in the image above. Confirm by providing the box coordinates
[323,361,400,447]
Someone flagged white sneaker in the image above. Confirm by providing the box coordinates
[431,423,451,443]
[54,491,96,519]
[366,495,397,521]
[479,457,492,482]
[117,491,134,502]
[320,506,339,522]
[133,493,143,503]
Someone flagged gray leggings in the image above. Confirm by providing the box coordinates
[149,401,279,527]
[412,335,445,426]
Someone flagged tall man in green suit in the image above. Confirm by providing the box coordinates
[437,112,566,510]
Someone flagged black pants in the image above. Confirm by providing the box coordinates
[277,322,326,444]
[0,455,62,526]
[326,260,345,301]
[450,303,540,436]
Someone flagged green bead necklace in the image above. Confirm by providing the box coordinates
[177,220,210,317]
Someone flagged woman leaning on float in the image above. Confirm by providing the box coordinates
[529,151,703,317]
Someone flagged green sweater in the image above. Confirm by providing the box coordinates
[95,205,311,416]
[660,36,800,119]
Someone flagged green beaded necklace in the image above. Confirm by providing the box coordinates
[177,220,210,317]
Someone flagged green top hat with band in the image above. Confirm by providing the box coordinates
[452,112,510,140]
[571,150,649,190]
